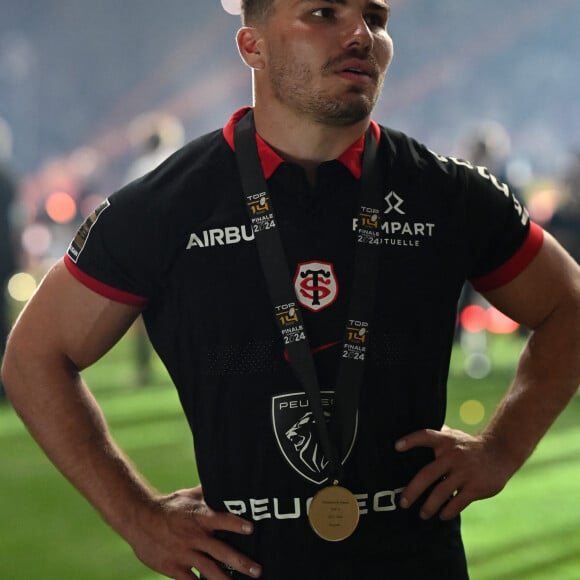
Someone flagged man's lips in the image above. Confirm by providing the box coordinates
[335,59,377,82]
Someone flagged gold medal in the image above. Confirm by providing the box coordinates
[308,484,360,542]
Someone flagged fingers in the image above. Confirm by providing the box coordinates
[187,510,261,578]
[395,428,444,454]
[211,539,259,577]
[398,458,449,513]
[167,554,229,580]
[135,490,262,580]
[193,534,261,579]
[177,487,254,537]
[160,525,262,580]
[198,507,255,537]
[189,552,245,580]
[395,428,478,520]
[438,489,473,521]
[409,473,467,521]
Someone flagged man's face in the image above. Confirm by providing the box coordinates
[257,0,393,126]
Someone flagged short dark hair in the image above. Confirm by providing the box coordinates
[241,0,275,25]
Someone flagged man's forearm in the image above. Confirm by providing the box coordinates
[3,357,155,539]
[481,297,580,473]
[4,358,263,579]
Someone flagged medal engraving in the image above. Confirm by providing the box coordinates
[308,485,360,541]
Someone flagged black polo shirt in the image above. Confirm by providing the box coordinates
[65,108,543,579]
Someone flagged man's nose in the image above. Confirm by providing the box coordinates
[341,15,373,51]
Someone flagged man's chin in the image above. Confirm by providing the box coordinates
[317,98,375,127]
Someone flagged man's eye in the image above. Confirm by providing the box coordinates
[365,13,387,29]
[312,7,336,19]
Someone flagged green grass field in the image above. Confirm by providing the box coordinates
[1,332,579,579]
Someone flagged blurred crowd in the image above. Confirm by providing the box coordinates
[0,111,184,397]
[458,120,580,262]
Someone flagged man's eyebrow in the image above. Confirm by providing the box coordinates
[298,0,390,14]
[369,2,391,16]
[297,0,347,5]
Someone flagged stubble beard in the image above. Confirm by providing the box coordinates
[269,54,384,127]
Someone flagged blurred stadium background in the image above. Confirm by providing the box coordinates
[1,1,579,578]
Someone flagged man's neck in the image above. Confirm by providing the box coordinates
[253,102,370,187]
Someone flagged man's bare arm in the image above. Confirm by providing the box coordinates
[396,231,580,519]
[1,260,262,580]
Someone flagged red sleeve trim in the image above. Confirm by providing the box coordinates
[471,221,544,292]
[64,255,149,308]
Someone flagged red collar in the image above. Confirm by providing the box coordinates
[223,107,380,180]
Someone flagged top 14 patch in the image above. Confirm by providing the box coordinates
[293,261,338,312]
[67,199,110,263]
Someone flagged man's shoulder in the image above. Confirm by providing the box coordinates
[165,126,232,174]
[378,125,455,177]
[379,125,488,188]
[117,126,236,203]
[379,125,433,164]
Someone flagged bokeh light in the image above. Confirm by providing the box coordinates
[221,0,241,16]
[21,223,53,257]
[459,400,486,425]
[7,272,38,302]
[464,353,492,379]
[486,306,520,334]
[460,304,519,335]
[80,194,106,219]
[460,305,488,333]
[45,191,77,224]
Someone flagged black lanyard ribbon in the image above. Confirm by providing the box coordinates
[234,110,385,484]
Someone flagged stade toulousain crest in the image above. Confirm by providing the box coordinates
[293,261,338,312]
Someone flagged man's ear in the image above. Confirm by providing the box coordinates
[237,27,266,70]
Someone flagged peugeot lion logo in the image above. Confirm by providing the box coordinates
[272,391,358,484]
[285,411,329,476]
